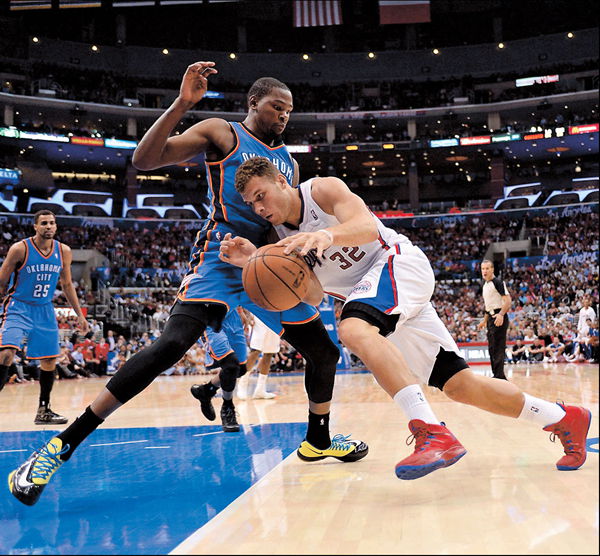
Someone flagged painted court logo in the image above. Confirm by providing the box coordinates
[351,281,372,295]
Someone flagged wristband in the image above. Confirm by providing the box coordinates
[318,229,334,244]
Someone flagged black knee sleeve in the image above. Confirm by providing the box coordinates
[341,301,399,336]
[282,318,339,404]
[237,363,248,378]
[218,353,240,393]
[106,314,206,403]
[0,364,9,392]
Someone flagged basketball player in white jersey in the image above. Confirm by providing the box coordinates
[238,312,279,399]
[219,157,592,480]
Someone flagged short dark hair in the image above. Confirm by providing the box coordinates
[33,210,55,224]
[235,157,280,193]
[247,77,290,105]
[481,259,494,268]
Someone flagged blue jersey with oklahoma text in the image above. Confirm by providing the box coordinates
[203,121,294,245]
[10,238,62,305]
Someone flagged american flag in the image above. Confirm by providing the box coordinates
[379,0,431,25]
[293,0,343,28]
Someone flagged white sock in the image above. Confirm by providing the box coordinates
[255,373,268,393]
[518,393,566,428]
[393,384,439,424]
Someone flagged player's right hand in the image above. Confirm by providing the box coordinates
[219,233,257,267]
[178,61,218,108]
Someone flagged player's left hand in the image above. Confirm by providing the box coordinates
[494,314,504,326]
[276,230,332,258]
[77,315,90,335]
[219,233,257,267]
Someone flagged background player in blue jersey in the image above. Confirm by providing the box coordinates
[9,63,367,507]
[0,210,89,425]
[192,307,249,432]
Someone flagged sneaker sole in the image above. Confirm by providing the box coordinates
[557,409,592,471]
[395,449,467,480]
[296,446,369,463]
[223,427,240,433]
[7,470,33,506]
[34,420,68,425]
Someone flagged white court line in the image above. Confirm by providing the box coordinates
[89,439,148,447]
[169,450,297,555]
[0,449,27,453]
[144,446,171,449]
[192,431,223,438]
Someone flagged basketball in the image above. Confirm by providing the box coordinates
[242,244,310,311]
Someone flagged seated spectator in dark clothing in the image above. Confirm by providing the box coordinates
[527,338,547,362]
[510,339,528,362]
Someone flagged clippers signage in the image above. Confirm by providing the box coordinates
[515,74,559,87]
[459,136,491,146]
[71,136,104,146]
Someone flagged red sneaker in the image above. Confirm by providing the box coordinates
[543,404,592,470]
[395,420,467,480]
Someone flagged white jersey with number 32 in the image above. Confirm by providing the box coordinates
[274,179,411,299]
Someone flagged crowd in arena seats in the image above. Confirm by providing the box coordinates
[2,58,596,116]
[0,203,597,389]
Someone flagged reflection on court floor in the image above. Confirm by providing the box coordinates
[0,423,306,555]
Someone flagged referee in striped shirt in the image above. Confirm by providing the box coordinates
[478,259,511,380]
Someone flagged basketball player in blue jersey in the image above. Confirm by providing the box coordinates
[192,307,249,432]
[8,63,367,507]
[0,210,89,426]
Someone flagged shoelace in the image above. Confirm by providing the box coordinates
[330,434,352,450]
[548,427,576,454]
[31,442,70,481]
[406,427,436,452]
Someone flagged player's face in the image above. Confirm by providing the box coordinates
[34,216,57,240]
[252,88,293,137]
[481,262,494,280]
[242,175,290,224]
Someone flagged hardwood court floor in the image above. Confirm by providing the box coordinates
[0,362,598,555]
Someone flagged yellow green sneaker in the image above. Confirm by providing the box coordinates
[8,437,68,506]
[297,433,368,462]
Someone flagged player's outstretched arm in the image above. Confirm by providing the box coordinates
[219,233,258,268]
[132,61,224,170]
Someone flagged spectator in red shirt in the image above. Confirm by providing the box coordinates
[94,338,110,376]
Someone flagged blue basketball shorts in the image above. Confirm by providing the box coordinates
[0,298,60,359]
[204,309,248,363]
[177,239,319,336]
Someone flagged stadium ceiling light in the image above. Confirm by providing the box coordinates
[302,53,310,61]
[367,52,376,59]
[229,52,237,59]
[32,37,39,43]
[432,48,440,55]
[498,42,505,49]
[567,32,574,39]
[162,48,169,55]
[91,45,99,52]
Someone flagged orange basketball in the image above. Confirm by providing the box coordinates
[242,244,310,311]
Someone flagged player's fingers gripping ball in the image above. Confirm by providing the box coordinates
[242,244,310,311]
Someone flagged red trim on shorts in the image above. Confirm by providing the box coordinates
[27,353,61,360]
[384,254,399,314]
[280,312,320,326]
